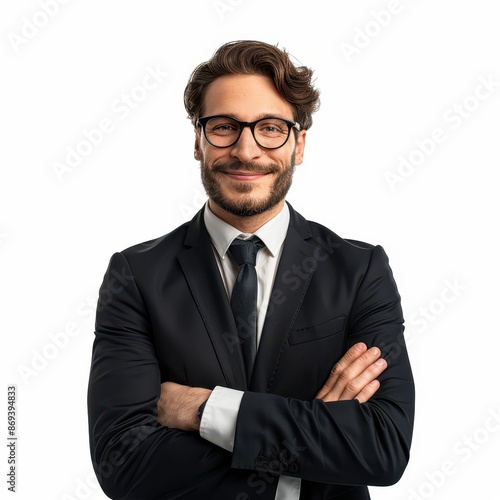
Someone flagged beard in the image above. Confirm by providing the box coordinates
[199,153,296,218]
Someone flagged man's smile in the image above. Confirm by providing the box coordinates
[223,171,268,181]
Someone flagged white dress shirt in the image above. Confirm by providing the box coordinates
[199,202,301,500]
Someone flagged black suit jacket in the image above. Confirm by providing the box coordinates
[88,204,415,500]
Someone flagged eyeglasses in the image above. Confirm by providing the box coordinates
[196,115,300,150]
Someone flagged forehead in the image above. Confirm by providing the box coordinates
[202,74,294,120]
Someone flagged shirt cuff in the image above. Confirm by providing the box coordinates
[199,386,244,452]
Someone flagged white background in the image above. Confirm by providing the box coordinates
[1,1,499,499]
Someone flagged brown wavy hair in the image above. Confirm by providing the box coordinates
[184,40,320,130]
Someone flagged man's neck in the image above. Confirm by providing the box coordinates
[208,199,285,234]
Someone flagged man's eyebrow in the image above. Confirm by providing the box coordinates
[213,112,294,121]
[254,113,294,121]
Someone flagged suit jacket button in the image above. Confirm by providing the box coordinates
[288,463,299,473]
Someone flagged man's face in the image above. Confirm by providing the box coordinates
[195,74,306,218]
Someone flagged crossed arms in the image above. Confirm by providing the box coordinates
[88,246,415,499]
[157,342,388,431]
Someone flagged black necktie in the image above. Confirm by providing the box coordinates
[229,237,265,383]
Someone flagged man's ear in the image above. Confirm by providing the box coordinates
[194,130,201,160]
[294,130,307,165]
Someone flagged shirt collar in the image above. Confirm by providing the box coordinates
[203,202,290,259]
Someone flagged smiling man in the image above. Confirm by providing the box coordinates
[88,40,415,499]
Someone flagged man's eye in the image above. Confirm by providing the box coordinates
[210,123,238,134]
[215,125,235,131]
[258,122,286,135]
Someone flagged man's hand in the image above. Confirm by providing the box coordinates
[315,343,387,403]
[157,382,211,431]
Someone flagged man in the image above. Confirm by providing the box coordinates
[88,40,415,499]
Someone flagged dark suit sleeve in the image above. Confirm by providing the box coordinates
[87,252,261,500]
[231,245,415,487]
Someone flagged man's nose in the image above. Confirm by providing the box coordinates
[230,127,263,163]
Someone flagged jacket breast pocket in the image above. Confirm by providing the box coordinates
[288,315,346,346]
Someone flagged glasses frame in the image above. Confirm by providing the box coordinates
[196,115,301,150]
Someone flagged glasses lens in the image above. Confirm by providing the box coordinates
[254,118,291,149]
[204,117,241,147]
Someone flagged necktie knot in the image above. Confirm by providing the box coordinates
[229,237,265,267]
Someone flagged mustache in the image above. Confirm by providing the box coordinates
[211,162,280,175]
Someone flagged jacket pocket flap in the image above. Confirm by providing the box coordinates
[289,316,346,345]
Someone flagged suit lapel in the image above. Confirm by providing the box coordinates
[250,205,317,392]
[178,209,247,391]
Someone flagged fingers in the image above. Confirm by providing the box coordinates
[354,379,380,404]
[316,343,387,403]
[315,342,367,400]
[336,356,386,402]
